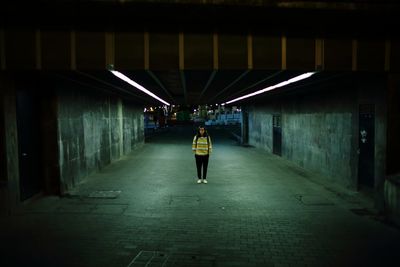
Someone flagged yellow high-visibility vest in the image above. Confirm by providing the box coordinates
[192,135,212,156]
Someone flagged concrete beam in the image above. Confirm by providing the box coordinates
[213,32,219,70]
[247,34,253,70]
[385,40,391,72]
[144,32,149,70]
[352,40,358,71]
[35,29,41,70]
[2,1,400,38]
[0,29,395,72]
[315,38,324,70]
[199,70,217,101]
[281,36,287,70]
[179,32,184,70]
[70,31,76,70]
[105,31,115,69]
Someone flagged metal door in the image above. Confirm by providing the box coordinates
[16,90,41,201]
[273,114,282,156]
[358,106,375,188]
[241,111,249,145]
[0,93,5,186]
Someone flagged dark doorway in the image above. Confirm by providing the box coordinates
[0,92,6,186]
[16,89,41,201]
[272,114,282,156]
[358,105,375,188]
[241,110,249,145]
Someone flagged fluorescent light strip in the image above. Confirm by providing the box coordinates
[225,72,316,105]
[110,70,170,106]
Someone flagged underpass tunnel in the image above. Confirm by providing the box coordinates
[1,1,400,266]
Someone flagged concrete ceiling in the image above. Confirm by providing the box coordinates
[2,1,399,106]
[55,69,338,106]
[2,1,400,37]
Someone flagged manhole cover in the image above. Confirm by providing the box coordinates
[295,195,334,206]
[127,251,169,267]
[87,190,121,199]
[168,253,216,266]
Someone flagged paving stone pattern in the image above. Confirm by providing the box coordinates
[1,126,399,267]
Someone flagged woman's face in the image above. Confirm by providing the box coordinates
[199,128,205,135]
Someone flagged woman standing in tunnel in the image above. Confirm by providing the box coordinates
[192,125,212,184]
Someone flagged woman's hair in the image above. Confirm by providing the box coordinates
[196,126,208,137]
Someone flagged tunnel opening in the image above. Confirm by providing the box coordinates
[1,3,400,266]
[0,68,395,213]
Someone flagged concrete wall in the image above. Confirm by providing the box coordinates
[384,74,400,226]
[0,77,6,213]
[57,85,144,193]
[0,74,20,214]
[248,93,356,188]
[386,74,400,176]
[248,108,273,152]
[0,73,145,210]
[123,104,145,154]
[247,73,386,191]
[282,111,355,188]
[384,176,400,226]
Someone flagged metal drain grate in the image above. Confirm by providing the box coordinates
[127,251,216,267]
[87,190,121,199]
[127,251,169,267]
[295,195,334,206]
[168,253,216,266]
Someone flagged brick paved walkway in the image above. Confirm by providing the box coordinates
[1,126,399,267]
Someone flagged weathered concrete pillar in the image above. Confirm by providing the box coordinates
[386,73,400,177]
[40,82,60,196]
[0,76,7,214]
[374,76,388,212]
[118,98,123,157]
[241,106,249,145]
[384,175,400,226]
[384,73,400,225]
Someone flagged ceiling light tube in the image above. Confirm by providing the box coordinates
[225,72,316,105]
[110,70,170,106]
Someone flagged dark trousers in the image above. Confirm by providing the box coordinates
[195,155,209,180]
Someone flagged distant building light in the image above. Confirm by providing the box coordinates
[110,70,170,106]
[224,72,316,104]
